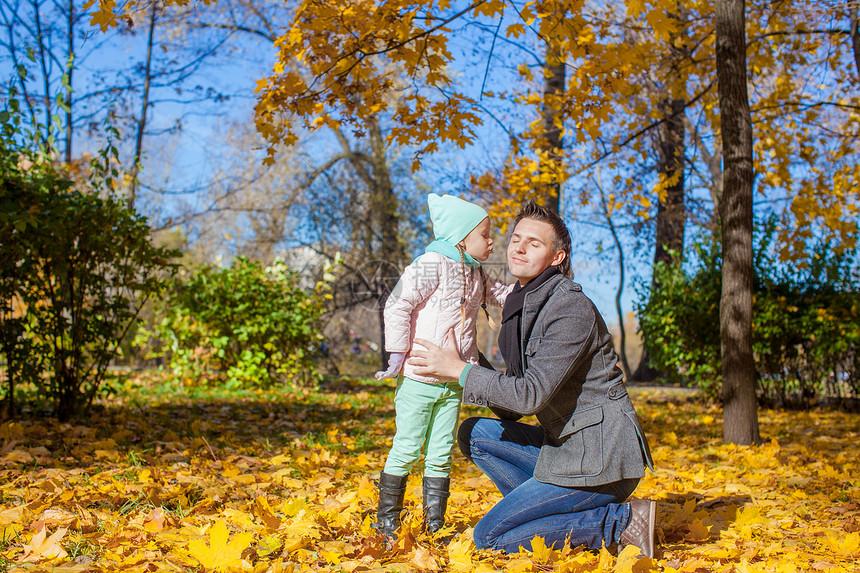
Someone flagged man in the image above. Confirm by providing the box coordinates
[409,201,656,557]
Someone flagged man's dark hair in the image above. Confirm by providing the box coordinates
[513,201,572,278]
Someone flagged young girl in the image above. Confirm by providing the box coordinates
[373,193,511,537]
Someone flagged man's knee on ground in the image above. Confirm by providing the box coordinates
[457,417,480,460]
[472,518,498,550]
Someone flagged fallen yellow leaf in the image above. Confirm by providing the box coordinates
[21,526,69,562]
[821,530,860,557]
[187,519,253,571]
[412,545,439,571]
[685,518,711,541]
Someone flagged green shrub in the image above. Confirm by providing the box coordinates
[753,236,860,404]
[636,224,860,404]
[1,103,177,421]
[138,257,328,388]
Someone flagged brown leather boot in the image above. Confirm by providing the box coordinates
[618,499,656,558]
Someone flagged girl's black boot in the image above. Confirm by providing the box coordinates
[422,476,450,533]
[372,472,408,538]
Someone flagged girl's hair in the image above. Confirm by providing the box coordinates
[512,201,572,278]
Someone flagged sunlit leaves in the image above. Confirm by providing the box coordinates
[187,519,253,570]
[248,0,497,168]
[1,382,859,571]
[21,527,69,562]
[506,23,526,38]
[822,531,860,558]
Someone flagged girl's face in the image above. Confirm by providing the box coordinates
[461,218,494,261]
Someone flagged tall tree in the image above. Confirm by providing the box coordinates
[851,0,860,75]
[539,23,566,213]
[127,0,159,209]
[86,0,858,252]
[1,0,77,150]
[715,0,760,445]
[332,117,407,369]
[63,0,75,162]
[630,9,690,381]
[1,0,240,211]
[173,0,413,366]
[593,169,633,381]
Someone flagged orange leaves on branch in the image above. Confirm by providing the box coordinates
[471,150,569,227]
[473,0,506,19]
[506,22,526,38]
[83,0,859,264]
[249,0,491,168]
[85,0,214,31]
[83,0,119,31]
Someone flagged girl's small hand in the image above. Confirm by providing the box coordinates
[410,329,467,381]
[375,352,406,380]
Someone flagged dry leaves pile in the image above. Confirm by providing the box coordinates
[1,375,858,572]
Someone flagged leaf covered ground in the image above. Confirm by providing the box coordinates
[1,374,858,572]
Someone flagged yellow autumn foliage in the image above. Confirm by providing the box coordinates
[84,0,858,260]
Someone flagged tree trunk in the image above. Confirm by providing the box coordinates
[715,0,760,445]
[631,347,660,382]
[540,46,565,213]
[57,371,77,422]
[0,323,18,419]
[596,171,631,381]
[654,97,686,266]
[368,119,403,267]
[64,0,74,163]
[129,0,159,210]
[367,118,403,370]
[850,0,860,77]
[608,208,631,381]
[33,0,52,146]
[631,98,686,382]
[334,119,404,370]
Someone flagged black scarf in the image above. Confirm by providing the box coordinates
[498,266,561,377]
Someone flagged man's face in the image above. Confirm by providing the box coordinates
[507,218,566,285]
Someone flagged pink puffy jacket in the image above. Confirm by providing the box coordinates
[384,252,513,383]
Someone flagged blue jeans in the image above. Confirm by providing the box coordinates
[458,417,639,553]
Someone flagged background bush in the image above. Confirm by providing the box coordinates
[137,257,328,388]
[636,222,860,405]
[1,105,177,421]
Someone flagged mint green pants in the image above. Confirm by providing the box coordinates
[383,376,463,478]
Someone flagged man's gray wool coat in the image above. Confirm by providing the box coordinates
[463,274,655,487]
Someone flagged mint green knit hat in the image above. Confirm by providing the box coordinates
[427,193,489,245]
